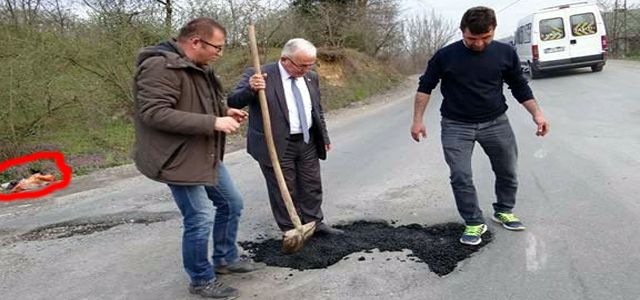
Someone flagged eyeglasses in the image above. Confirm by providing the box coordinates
[198,38,224,52]
[286,57,315,69]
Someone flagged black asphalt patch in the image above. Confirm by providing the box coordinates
[240,221,492,276]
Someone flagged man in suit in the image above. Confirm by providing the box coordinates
[228,38,342,235]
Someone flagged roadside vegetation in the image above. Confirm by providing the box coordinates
[0,0,457,183]
[599,1,640,61]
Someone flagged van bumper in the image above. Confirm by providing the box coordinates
[534,54,606,71]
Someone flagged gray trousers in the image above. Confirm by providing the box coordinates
[440,113,518,226]
[259,133,324,231]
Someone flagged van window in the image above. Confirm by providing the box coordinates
[524,23,532,43]
[540,18,565,41]
[570,13,597,36]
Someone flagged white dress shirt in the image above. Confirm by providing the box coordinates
[278,62,313,134]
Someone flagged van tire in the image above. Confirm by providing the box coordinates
[528,64,541,79]
[591,65,604,72]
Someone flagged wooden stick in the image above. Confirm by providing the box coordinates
[247,25,302,229]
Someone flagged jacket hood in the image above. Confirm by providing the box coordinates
[135,39,189,67]
[134,38,225,98]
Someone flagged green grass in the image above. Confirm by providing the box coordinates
[628,55,640,61]
[214,47,282,92]
[321,69,402,110]
[0,30,397,184]
[1,47,402,181]
[0,169,19,185]
[0,118,135,183]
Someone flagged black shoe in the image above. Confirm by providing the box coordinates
[188,280,239,299]
[215,256,266,274]
[314,222,344,235]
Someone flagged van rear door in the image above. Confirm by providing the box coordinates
[567,8,603,59]
[537,12,571,63]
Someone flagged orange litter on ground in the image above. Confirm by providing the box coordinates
[8,173,57,193]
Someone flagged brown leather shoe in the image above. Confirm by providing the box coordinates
[314,222,345,235]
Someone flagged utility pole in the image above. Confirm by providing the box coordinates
[613,0,619,56]
[623,0,628,57]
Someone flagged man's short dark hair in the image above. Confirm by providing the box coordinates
[460,6,497,34]
[178,18,227,41]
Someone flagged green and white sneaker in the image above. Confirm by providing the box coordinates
[459,224,488,245]
[492,212,526,231]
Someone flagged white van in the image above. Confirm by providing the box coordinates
[514,2,608,78]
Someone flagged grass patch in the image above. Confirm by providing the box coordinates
[319,49,402,110]
[0,118,134,185]
[1,47,402,180]
[321,74,401,110]
[628,55,640,61]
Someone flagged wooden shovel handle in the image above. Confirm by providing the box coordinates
[247,25,302,229]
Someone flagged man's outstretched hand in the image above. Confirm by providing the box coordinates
[227,108,248,123]
[533,114,549,137]
[411,122,427,142]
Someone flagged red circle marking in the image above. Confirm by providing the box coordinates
[0,151,73,201]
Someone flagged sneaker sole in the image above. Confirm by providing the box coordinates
[199,296,238,300]
[459,238,482,245]
[190,290,239,300]
[491,216,526,231]
[459,225,488,245]
[215,266,266,275]
[214,268,232,275]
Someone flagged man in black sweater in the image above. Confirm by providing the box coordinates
[411,6,549,245]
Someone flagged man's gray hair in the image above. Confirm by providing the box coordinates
[281,38,317,58]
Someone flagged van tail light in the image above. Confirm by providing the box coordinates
[532,45,539,61]
[601,35,608,59]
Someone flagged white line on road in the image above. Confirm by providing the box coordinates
[526,233,548,272]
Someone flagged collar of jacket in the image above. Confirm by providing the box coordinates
[161,39,212,73]
[136,39,214,74]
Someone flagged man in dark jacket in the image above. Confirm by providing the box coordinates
[228,38,342,235]
[411,7,550,246]
[133,18,263,299]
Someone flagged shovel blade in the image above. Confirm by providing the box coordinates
[282,221,316,254]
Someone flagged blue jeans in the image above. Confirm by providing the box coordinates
[168,163,243,285]
[440,114,519,226]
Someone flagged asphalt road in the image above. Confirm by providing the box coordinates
[1,60,639,300]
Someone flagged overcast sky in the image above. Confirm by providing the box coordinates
[400,0,640,39]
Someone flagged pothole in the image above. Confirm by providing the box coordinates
[2,211,180,245]
[239,221,492,276]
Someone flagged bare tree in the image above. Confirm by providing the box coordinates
[3,0,19,26]
[401,10,457,73]
[598,0,640,57]
[2,0,45,25]
[225,0,239,46]
[286,0,403,57]
[316,2,350,47]
[50,0,69,30]
[155,0,173,36]
[21,0,42,25]
[361,0,402,56]
[181,0,286,48]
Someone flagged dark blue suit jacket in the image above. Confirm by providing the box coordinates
[227,62,331,166]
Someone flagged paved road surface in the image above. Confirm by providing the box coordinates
[1,60,639,299]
